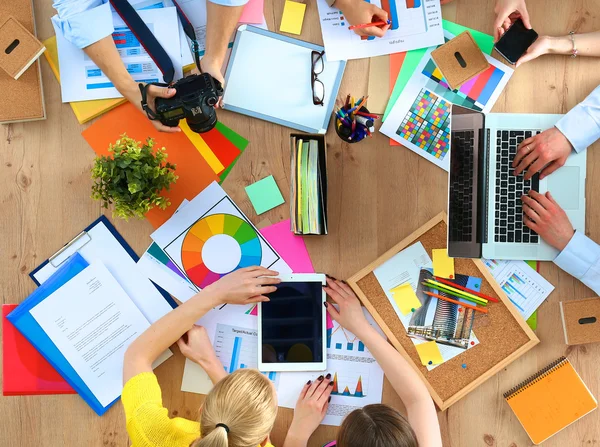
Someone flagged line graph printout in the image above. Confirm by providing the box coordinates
[316,0,443,61]
[483,259,554,320]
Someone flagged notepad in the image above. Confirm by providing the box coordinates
[504,357,597,444]
[280,0,306,35]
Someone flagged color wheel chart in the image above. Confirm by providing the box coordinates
[331,371,368,398]
[180,214,263,289]
[396,88,451,160]
[213,323,279,386]
[147,242,190,282]
[421,57,507,112]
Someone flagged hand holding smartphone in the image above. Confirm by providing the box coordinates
[494,18,538,65]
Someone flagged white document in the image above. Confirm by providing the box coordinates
[181,304,385,427]
[55,7,183,102]
[151,181,291,292]
[32,220,174,324]
[380,30,514,171]
[483,259,554,320]
[316,0,443,61]
[30,261,152,407]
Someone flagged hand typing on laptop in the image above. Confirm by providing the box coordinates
[521,191,575,251]
[513,127,574,180]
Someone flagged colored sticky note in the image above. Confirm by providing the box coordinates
[280,0,306,35]
[245,175,285,215]
[259,219,315,273]
[390,283,422,315]
[432,249,455,279]
[239,0,265,24]
[526,311,538,330]
[415,341,444,366]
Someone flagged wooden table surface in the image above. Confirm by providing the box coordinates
[2,0,600,445]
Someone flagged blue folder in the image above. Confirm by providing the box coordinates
[7,253,116,416]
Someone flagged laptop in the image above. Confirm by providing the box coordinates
[448,105,586,261]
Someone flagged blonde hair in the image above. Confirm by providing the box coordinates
[337,404,418,447]
[192,369,277,447]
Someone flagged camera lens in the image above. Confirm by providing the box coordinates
[207,96,218,107]
[187,107,217,133]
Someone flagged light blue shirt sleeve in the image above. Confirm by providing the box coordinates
[209,0,250,6]
[555,85,600,153]
[553,230,600,296]
[52,0,114,49]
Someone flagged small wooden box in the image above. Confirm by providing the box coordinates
[560,297,600,345]
[0,16,45,80]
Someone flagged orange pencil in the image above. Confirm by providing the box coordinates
[424,291,488,314]
[433,276,500,303]
[348,20,391,30]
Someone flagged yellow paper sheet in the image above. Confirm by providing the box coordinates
[432,249,455,279]
[390,283,422,315]
[415,341,444,366]
[280,0,306,35]
[179,121,225,174]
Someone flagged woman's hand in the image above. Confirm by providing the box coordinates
[493,0,532,42]
[177,325,219,366]
[522,191,575,251]
[202,266,280,306]
[513,127,573,180]
[285,375,333,446]
[515,35,551,66]
[323,277,369,337]
[335,0,390,38]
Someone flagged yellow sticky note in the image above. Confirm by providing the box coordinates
[432,249,455,279]
[390,283,422,315]
[415,341,444,366]
[280,0,306,35]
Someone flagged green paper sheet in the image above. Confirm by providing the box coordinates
[245,175,285,215]
[383,21,495,121]
[526,311,538,330]
[216,122,249,183]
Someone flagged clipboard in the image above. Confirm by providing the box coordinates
[30,216,177,322]
[222,25,346,134]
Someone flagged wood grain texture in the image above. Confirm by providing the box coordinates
[1,0,599,446]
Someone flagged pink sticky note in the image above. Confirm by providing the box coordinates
[326,312,334,330]
[239,0,264,24]
[259,219,315,273]
[250,305,258,316]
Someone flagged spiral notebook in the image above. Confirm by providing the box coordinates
[503,357,597,444]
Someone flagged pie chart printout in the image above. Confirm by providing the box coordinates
[181,214,263,288]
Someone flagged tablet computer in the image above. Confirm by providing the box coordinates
[258,273,326,372]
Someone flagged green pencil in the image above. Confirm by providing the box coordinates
[422,281,488,306]
[425,279,489,303]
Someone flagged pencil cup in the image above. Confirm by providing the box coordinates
[334,106,372,144]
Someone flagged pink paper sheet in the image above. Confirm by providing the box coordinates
[239,0,264,24]
[260,219,315,273]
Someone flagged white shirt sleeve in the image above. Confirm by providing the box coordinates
[52,0,114,49]
[555,85,600,153]
[553,230,600,296]
[209,0,250,6]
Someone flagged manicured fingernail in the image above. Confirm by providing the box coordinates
[329,381,334,386]
[307,380,312,385]
[342,280,349,285]
[318,375,324,381]
[324,302,328,308]
[326,373,331,379]
[328,397,331,402]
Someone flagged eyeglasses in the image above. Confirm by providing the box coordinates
[311,50,325,106]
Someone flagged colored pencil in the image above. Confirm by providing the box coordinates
[355,111,379,119]
[424,291,488,314]
[421,282,487,306]
[348,20,391,30]
[433,276,500,303]
[425,279,489,303]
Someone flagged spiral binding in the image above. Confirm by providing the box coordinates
[503,357,568,400]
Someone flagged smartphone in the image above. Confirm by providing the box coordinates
[494,19,538,65]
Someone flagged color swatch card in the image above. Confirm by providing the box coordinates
[151,182,292,291]
[316,0,444,61]
[380,30,513,171]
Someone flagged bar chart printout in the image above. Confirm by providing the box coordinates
[482,259,554,320]
[214,323,279,386]
[331,372,368,398]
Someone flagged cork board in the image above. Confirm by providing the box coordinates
[348,212,539,411]
[560,297,600,345]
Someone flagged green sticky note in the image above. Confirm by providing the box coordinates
[383,21,495,121]
[245,175,285,215]
[525,260,537,270]
[526,311,538,330]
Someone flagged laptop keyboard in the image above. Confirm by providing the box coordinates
[450,130,474,242]
[494,130,541,244]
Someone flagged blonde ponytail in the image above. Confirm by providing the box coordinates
[192,369,277,447]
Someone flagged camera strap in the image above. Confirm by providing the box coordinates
[171,0,202,72]
[138,82,168,121]
[110,0,175,83]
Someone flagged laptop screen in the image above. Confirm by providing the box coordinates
[448,105,485,258]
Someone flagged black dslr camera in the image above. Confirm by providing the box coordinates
[141,73,223,133]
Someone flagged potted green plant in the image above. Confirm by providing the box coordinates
[91,134,178,220]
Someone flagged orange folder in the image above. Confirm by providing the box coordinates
[504,357,597,444]
[82,103,219,228]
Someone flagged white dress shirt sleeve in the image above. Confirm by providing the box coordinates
[52,0,114,49]
[555,85,600,153]
[209,0,250,6]
[553,230,600,296]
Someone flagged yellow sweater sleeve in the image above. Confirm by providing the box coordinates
[122,372,200,447]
